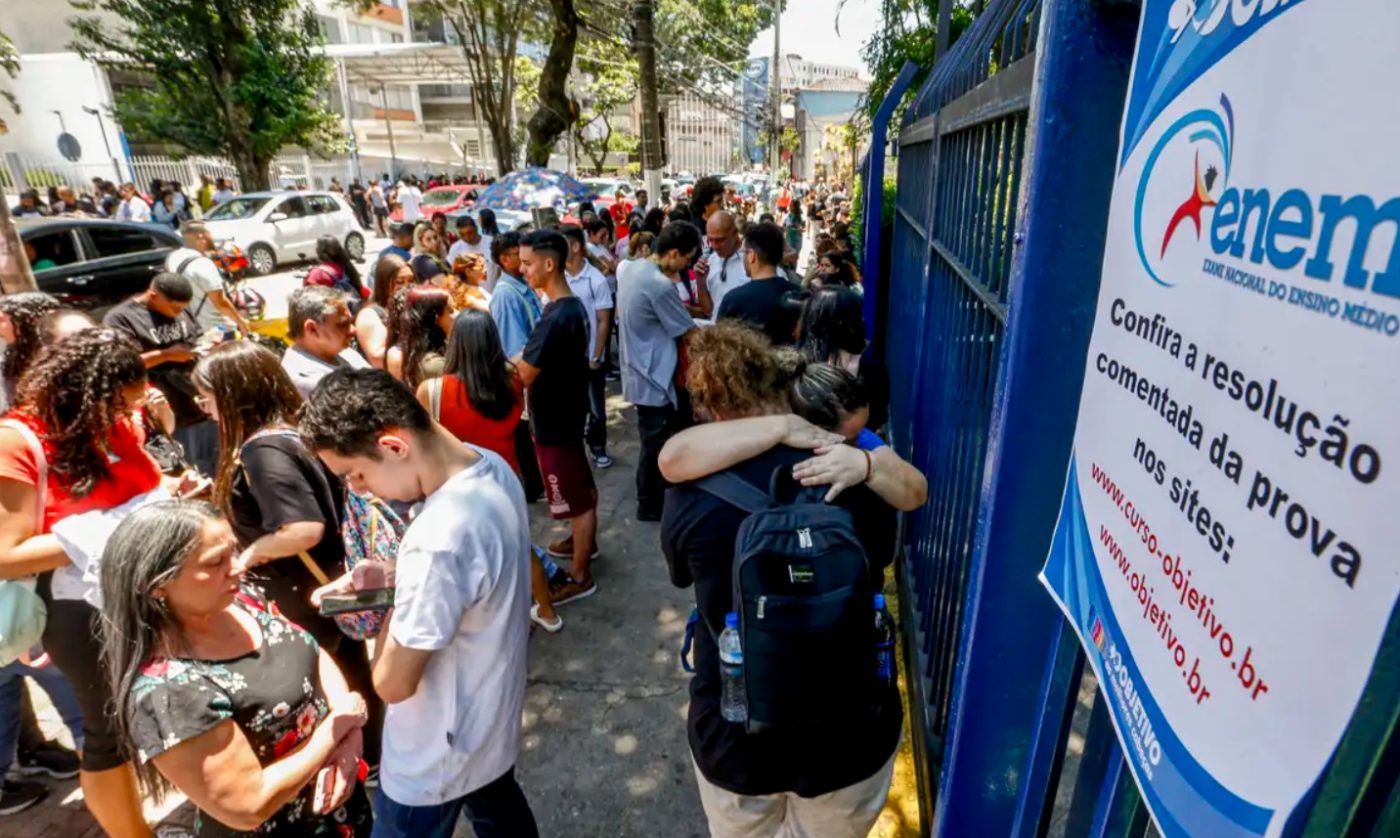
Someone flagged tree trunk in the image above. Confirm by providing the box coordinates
[526,0,579,168]
[227,137,270,192]
[0,182,36,294]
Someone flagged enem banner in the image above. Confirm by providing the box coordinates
[1039,0,1400,835]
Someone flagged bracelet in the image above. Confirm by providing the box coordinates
[862,449,873,484]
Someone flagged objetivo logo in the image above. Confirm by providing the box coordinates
[1133,93,1234,288]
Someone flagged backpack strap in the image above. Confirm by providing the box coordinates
[695,471,770,514]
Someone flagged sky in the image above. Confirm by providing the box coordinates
[747,0,880,78]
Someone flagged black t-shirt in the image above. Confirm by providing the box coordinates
[660,445,902,797]
[523,296,590,446]
[102,299,204,427]
[349,184,368,209]
[228,432,347,594]
[716,276,804,345]
[859,354,891,435]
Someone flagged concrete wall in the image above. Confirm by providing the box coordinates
[0,53,126,180]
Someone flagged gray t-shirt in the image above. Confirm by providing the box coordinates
[616,259,696,408]
[280,344,369,399]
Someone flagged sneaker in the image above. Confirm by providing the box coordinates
[636,506,663,523]
[363,765,379,789]
[0,779,48,816]
[605,370,621,382]
[546,536,601,561]
[530,602,564,633]
[591,449,614,469]
[16,743,79,780]
[549,577,598,607]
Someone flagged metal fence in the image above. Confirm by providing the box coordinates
[0,150,469,195]
[873,0,1399,835]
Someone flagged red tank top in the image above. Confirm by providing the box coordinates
[436,375,523,475]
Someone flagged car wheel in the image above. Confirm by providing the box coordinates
[345,232,365,261]
[247,244,277,276]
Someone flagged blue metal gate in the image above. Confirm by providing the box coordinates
[870,0,1400,835]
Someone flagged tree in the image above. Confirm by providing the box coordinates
[71,0,344,191]
[573,43,639,173]
[524,0,781,171]
[0,28,34,293]
[400,1,541,176]
[843,0,976,124]
[526,0,579,167]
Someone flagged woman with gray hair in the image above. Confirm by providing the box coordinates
[99,500,372,836]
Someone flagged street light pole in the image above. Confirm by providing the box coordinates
[634,0,664,203]
[377,85,399,180]
[81,106,120,184]
[770,0,782,182]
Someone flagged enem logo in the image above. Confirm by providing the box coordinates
[1135,94,1400,300]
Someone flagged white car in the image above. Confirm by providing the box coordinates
[202,190,366,276]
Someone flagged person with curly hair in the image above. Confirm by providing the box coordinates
[0,292,60,408]
[657,322,904,838]
[0,329,166,837]
[385,286,453,390]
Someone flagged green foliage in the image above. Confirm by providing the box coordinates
[0,31,18,114]
[71,0,342,190]
[652,0,779,94]
[846,0,977,126]
[574,40,639,172]
[408,0,541,174]
[848,175,897,253]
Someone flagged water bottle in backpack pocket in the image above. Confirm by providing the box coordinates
[697,466,878,735]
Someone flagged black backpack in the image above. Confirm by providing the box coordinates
[697,466,878,734]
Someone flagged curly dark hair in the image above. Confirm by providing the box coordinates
[300,367,431,459]
[15,328,147,497]
[0,292,60,383]
[386,286,450,390]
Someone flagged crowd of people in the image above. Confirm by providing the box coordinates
[0,172,926,838]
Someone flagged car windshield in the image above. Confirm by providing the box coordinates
[422,189,465,206]
[206,197,269,221]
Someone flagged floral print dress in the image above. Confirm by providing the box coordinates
[129,593,372,837]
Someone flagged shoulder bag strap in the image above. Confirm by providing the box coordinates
[429,377,443,423]
[694,471,770,515]
[236,428,330,585]
[0,420,46,533]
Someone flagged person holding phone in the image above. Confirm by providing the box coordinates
[193,341,383,772]
[300,368,538,838]
[99,501,372,836]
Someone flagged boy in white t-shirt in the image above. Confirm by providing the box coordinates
[301,368,538,838]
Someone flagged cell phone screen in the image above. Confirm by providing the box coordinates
[318,587,395,616]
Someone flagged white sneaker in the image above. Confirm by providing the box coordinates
[530,602,564,633]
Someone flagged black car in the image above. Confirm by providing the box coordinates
[19,217,184,311]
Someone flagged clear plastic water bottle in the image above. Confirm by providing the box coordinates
[719,612,748,723]
[874,594,896,687]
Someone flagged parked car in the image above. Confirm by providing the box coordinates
[444,205,533,233]
[581,178,634,201]
[202,190,364,276]
[391,185,480,222]
[19,217,183,311]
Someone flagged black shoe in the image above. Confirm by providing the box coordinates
[636,507,663,522]
[0,779,48,816]
[16,743,80,780]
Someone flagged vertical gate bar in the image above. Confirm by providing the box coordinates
[1088,748,1148,838]
[1064,690,1117,835]
[930,0,1138,832]
[1010,620,1087,837]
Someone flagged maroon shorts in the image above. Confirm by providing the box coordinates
[534,441,598,519]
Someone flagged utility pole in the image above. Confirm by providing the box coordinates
[377,85,399,180]
[769,0,782,183]
[634,0,663,204]
[0,187,36,294]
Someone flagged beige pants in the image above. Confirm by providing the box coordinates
[692,751,896,838]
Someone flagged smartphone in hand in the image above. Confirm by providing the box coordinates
[318,587,395,616]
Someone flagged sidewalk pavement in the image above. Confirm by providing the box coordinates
[14,387,918,837]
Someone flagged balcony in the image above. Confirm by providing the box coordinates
[420,84,472,102]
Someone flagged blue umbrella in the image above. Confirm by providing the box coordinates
[474,167,596,212]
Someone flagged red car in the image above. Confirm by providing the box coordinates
[391,185,479,222]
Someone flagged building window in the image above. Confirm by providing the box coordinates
[318,14,342,44]
[391,32,404,43]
